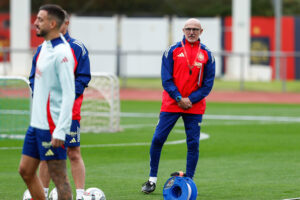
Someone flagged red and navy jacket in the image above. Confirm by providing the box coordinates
[160,37,215,114]
[29,32,91,121]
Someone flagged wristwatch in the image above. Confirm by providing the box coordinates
[175,96,182,102]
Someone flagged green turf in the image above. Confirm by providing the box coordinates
[119,78,300,92]
[1,101,300,199]
[0,98,30,135]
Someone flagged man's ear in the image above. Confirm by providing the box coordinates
[49,19,57,29]
[200,28,203,35]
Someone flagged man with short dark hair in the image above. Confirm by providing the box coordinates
[34,10,91,200]
[18,4,74,200]
[142,18,215,194]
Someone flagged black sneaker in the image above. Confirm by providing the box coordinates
[141,180,156,194]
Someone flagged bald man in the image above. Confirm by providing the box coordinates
[142,18,215,194]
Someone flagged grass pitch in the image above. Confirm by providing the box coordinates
[1,100,300,200]
[120,78,300,93]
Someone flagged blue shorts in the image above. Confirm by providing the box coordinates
[22,126,67,161]
[65,120,81,148]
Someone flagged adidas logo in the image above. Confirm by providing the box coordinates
[177,52,185,57]
[45,149,54,156]
[70,138,77,143]
[61,56,68,63]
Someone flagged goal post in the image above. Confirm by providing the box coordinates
[0,73,121,136]
[0,76,31,137]
[80,72,121,133]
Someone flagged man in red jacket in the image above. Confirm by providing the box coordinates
[142,18,215,194]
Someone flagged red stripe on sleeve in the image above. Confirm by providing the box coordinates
[71,48,78,72]
[47,94,56,134]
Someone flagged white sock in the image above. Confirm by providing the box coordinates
[44,188,49,198]
[76,189,85,200]
[149,177,157,184]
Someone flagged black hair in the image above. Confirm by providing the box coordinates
[39,4,65,29]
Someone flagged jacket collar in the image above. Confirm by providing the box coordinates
[47,36,63,48]
[64,31,71,42]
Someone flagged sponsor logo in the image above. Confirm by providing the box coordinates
[42,141,52,148]
[177,52,185,57]
[61,56,68,63]
[70,138,77,143]
[69,131,77,137]
[45,149,54,156]
[164,177,175,189]
[194,62,202,68]
[68,126,80,137]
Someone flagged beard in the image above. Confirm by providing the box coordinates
[186,36,198,43]
[36,29,47,37]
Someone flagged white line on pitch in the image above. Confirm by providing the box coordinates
[0,133,209,150]
[2,110,300,122]
[121,112,300,122]
[0,134,25,140]
[81,133,209,148]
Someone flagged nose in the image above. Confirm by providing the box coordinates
[34,19,38,26]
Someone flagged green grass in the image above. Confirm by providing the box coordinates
[0,98,30,135]
[1,100,300,199]
[120,78,300,92]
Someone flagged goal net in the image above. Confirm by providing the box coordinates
[0,73,120,137]
[80,72,120,133]
[0,76,31,138]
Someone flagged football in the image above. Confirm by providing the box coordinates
[82,187,106,200]
[22,189,32,200]
[49,187,58,200]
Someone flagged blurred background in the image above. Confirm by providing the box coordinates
[1,0,300,92]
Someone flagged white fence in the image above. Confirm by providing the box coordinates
[1,15,299,85]
[69,16,222,77]
[0,16,222,78]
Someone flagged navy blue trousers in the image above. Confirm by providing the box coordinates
[149,112,202,178]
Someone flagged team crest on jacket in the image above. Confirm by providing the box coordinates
[198,52,204,61]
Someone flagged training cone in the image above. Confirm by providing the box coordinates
[163,176,198,200]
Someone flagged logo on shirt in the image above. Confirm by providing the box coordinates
[198,52,205,61]
[177,52,185,57]
[61,56,68,63]
[35,66,42,79]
